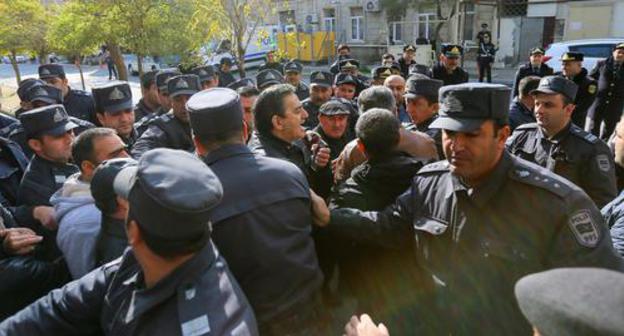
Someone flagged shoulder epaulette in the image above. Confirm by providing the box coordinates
[569,126,598,144]
[417,160,450,175]
[515,122,538,132]
[510,157,574,198]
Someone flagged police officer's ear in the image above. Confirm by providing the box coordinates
[95,111,107,127]
[563,102,576,117]
[126,219,143,247]
[27,138,43,153]
[192,135,208,157]
[494,123,511,147]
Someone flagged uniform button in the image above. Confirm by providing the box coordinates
[608,92,612,96]
[607,100,610,104]
[611,83,615,87]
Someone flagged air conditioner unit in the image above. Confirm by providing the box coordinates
[365,0,381,12]
[305,13,320,24]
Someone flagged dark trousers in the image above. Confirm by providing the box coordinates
[107,63,117,80]
[591,106,622,141]
[477,58,492,83]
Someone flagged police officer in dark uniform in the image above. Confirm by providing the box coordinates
[329,44,351,75]
[134,69,181,135]
[507,76,617,208]
[258,50,284,75]
[284,61,310,101]
[0,148,259,336]
[370,66,393,86]
[556,52,597,128]
[16,105,79,260]
[190,65,219,89]
[432,44,469,86]
[338,59,370,96]
[255,69,283,91]
[477,33,497,83]
[403,76,444,158]
[92,82,138,149]
[408,63,433,78]
[11,78,44,119]
[334,73,359,101]
[512,47,554,98]
[132,74,200,158]
[302,71,334,129]
[227,77,256,91]
[397,44,417,79]
[217,57,237,88]
[38,64,96,124]
[318,83,622,335]
[188,88,327,335]
[133,70,160,121]
[0,136,28,211]
[586,42,624,140]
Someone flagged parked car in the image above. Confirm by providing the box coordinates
[123,54,161,76]
[545,38,623,72]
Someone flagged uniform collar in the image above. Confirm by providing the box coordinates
[538,121,571,143]
[449,151,512,208]
[122,242,218,323]
[203,143,251,165]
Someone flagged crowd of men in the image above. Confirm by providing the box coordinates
[0,40,624,336]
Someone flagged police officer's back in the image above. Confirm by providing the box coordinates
[188,88,326,335]
[132,75,200,158]
[507,76,617,208]
[322,83,623,335]
[0,149,258,335]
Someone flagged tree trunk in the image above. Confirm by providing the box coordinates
[38,48,48,65]
[76,56,86,90]
[9,50,21,86]
[137,55,144,78]
[108,42,127,81]
[236,31,246,78]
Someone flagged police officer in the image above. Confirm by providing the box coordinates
[190,65,219,89]
[557,52,597,128]
[217,57,237,88]
[135,69,181,135]
[334,73,358,101]
[284,60,309,101]
[507,76,617,208]
[315,83,622,335]
[92,82,138,149]
[227,78,255,91]
[302,71,334,129]
[38,64,96,124]
[9,84,94,158]
[258,50,284,74]
[477,33,497,83]
[432,44,469,86]
[512,47,554,98]
[586,42,624,140]
[338,59,370,95]
[132,74,200,158]
[397,44,417,79]
[134,70,160,121]
[370,66,393,86]
[0,149,259,335]
[255,69,283,91]
[408,63,433,78]
[330,44,351,75]
[188,88,327,335]
[16,105,79,260]
[509,75,540,131]
[403,77,444,158]
[12,78,44,118]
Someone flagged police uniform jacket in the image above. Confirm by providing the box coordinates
[506,122,617,208]
[397,57,416,79]
[203,144,323,326]
[94,216,127,268]
[556,68,597,127]
[431,63,469,86]
[64,88,97,124]
[329,152,622,335]
[587,57,624,126]
[0,137,28,209]
[602,190,624,257]
[508,98,536,131]
[0,114,18,138]
[512,62,554,97]
[133,98,156,121]
[294,82,310,101]
[217,71,236,88]
[131,112,194,159]
[258,62,284,75]
[301,98,322,129]
[134,106,166,136]
[0,243,259,336]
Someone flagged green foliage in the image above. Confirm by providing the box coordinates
[0,0,48,55]
[47,1,101,58]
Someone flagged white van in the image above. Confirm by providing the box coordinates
[544,38,624,72]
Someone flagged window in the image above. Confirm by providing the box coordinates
[350,8,364,41]
[279,10,296,26]
[570,44,616,58]
[391,22,403,43]
[323,8,336,32]
[416,13,436,40]
[462,4,475,42]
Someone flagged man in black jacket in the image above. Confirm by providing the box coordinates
[512,47,554,97]
[329,108,423,334]
[432,44,469,86]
